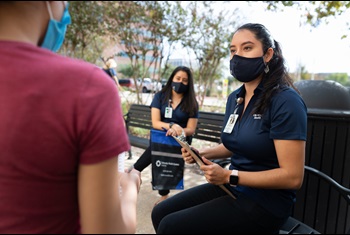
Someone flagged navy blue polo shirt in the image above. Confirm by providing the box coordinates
[222,83,307,218]
[151,92,199,128]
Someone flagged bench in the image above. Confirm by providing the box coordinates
[124,104,153,154]
[280,108,350,234]
[279,165,350,234]
[124,104,350,234]
[124,103,226,161]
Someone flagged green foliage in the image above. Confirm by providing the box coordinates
[301,73,312,80]
[106,1,168,103]
[180,1,239,107]
[59,1,350,106]
[121,100,129,116]
[161,64,178,81]
[118,64,151,78]
[61,1,112,63]
[325,73,350,86]
[129,127,150,139]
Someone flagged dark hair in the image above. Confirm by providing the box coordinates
[235,23,299,114]
[161,66,198,116]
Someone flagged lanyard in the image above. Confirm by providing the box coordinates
[165,99,173,118]
[223,97,244,134]
[233,97,244,115]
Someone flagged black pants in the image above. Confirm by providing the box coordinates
[151,183,288,234]
[133,146,169,196]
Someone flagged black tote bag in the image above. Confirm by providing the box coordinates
[150,129,184,190]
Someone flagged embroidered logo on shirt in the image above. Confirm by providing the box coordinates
[253,114,262,119]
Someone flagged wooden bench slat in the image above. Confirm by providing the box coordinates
[124,104,225,158]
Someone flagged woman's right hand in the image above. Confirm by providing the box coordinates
[181,147,196,164]
[121,169,142,193]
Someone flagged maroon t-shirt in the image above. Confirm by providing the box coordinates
[0,41,130,233]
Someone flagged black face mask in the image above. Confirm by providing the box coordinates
[230,54,266,83]
[171,82,188,94]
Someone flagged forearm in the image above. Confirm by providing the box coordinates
[199,144,232,160]
[78,160,140,234]
[220,140,305,190]
[152,120,171,130]
[119,183,139,233]
[183,126,196,137]
[118,171,141,233]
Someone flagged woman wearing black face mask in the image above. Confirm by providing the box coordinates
[128,66,199,206]
[152,23,307,234]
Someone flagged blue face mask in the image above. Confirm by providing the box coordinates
[41,2,71,52]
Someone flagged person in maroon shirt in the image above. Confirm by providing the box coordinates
[0,1,141,233]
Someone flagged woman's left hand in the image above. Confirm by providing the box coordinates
[200,157,228,185]
[166,124,183,137]
[166,128,177,136]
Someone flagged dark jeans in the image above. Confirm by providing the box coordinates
[151,183,288,234]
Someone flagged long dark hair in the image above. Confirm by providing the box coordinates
[161,66,198,116]
[235,23,299,114]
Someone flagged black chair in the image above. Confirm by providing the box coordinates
[288,80,350,234]
[279,165,350,234]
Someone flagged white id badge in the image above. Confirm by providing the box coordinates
[223,114,239,133]
[165,107,173,118]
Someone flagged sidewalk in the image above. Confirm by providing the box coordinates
[124,146,207,234]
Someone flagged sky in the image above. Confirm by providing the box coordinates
[170,1,350,75]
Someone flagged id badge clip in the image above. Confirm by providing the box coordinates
[223,114,239,133]
[165,107,173,118]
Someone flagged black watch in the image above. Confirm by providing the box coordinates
[229,170,239,186]
[169,122,175,129]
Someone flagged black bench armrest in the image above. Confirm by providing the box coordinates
[279,165,350,234]
[304,165,350,204]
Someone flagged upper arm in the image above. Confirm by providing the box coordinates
[274,139,305,188]
[78,157,122,233]
[151,107,162,128]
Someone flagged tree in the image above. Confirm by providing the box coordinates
[292,63,311,81]
[101,1,189,104]
[154,1,188,81]
[118,64,150,79]
[62,1,112,63]
[181,1,240,107]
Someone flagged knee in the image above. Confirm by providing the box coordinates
[156,215,177,234]
[151,204,163,232]
[151,204,176,233]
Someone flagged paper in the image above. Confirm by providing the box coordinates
[118,152,125,172]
